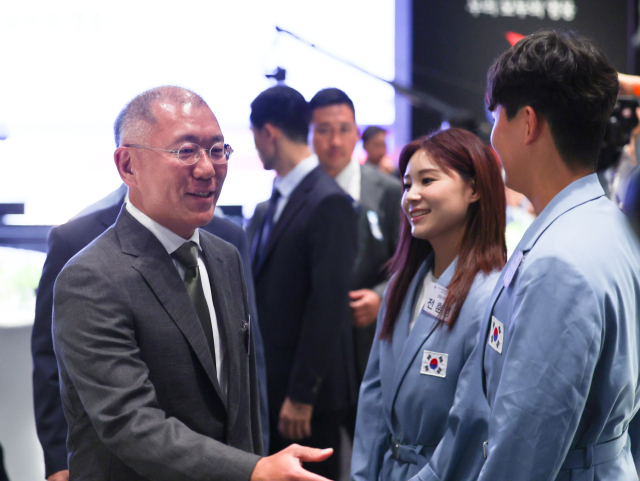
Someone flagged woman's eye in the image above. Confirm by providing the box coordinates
[422,178,433,185]
[403,183,411,190]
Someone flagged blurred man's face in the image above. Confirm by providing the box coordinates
[364,131,387,165]
[125,101,227,238]
[312,104,359,177]
[251,125,276,171]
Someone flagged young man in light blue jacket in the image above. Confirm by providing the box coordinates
[472,30,640,481]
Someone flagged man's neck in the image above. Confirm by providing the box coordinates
[521,158,593,215]
[322,159,351,179]
[274,143,312,178]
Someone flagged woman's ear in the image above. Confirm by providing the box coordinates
[469,178,480,203]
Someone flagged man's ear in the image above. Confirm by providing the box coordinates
[523,106,544,145]
[263,123,280,141]
[114,147,137,188]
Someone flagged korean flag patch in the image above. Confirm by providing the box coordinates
[420,350,448,378]
[488,316,504,354]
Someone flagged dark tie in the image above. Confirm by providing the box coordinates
[346,193,360,214]
[172,241,216,368]
[252,186,281,272]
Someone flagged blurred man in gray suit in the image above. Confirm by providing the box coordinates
[53,86,332,481]
[309,88,402,431]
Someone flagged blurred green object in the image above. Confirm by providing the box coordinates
[0,246,45,327]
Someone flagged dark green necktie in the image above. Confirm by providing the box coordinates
[172,241,216,368]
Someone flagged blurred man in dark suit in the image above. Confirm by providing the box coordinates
[248,85,357,479]
[309,89,402,420]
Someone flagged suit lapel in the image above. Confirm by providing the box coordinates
[359,165,383,211]
[200,236,239,420]
[381,258,431,412]
[354,166,384,271]
[254,168,317,277]
[115,209,225,405]
[388,256,456,414]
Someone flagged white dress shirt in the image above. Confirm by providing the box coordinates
[125,201,227,397]
[334,157,362,202]
[273,154,319,223]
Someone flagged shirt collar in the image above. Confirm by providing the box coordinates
[275,154,319,198]
[125,200,200,255]
[334,158,361,201]
[516,173,604,253]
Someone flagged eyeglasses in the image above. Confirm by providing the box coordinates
[123,142,234,165]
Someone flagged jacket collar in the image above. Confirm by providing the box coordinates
[381,253,459,413]
[516,173,604,254]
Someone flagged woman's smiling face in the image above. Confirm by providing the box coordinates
[402,149,478,244]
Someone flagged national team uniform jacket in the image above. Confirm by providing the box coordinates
[479,174,640,481]
[351,256,500,481]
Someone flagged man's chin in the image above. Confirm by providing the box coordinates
[196,208,216,227]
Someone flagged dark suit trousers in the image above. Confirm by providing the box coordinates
[269,409,347,479]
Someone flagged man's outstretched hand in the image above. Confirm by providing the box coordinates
[250,444,334,481]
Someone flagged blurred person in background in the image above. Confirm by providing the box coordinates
[309,88,402,435]
[248,85,357,479]
[603,104,640,207]
[361,126,396,175]
[351,128,506,481]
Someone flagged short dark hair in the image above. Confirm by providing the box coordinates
[114,86,208,147]
[309,88,356,118]
[250,86,310,143]
[486,29,618,170]
[362,126,386,143]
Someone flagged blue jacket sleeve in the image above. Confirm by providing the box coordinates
[351,302,390,481]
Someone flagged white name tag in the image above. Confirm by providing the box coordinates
[367,210,384,241]
[420,350,448,378]
[422,282,451,322]
[488,316,504,354]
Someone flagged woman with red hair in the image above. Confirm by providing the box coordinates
[351,128,506,481]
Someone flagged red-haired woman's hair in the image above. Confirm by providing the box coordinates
[380,128,506,339]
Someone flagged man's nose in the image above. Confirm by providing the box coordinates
[330,130,343,146]
[192,151,216,178]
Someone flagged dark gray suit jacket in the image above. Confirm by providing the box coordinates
[33,193,270,477]
[351,164,402,381]
[53,208,262,480]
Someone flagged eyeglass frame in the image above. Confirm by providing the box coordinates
[123,141,234,165]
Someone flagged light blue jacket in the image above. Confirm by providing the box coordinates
[479,174,640,481]
[351,255,500,481]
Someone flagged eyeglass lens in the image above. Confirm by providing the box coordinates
[176,143,232,165]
